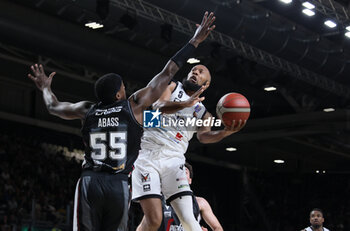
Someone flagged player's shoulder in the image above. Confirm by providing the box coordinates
[168,80,178,92]
[195,196,210,210]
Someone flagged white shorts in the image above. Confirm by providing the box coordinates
[131,149,192,203]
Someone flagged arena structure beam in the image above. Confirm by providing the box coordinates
[300,0,350,23]
[111,0,350,99]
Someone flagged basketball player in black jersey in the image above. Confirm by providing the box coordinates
[153,162,223,231]
[27,11,216,231]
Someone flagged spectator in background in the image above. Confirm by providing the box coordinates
[301,208,330,231]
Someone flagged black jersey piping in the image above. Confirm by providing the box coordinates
[171,81,179,93]
[127,100,143,128]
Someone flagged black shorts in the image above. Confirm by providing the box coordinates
[73,170,129,231]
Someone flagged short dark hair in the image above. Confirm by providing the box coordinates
[94,73,123,104]
[310,208,323,217]
[185,162,193,179]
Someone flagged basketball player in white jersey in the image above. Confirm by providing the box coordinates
[301,208,330,231]
[131,13,246,231]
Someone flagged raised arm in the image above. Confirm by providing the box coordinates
[28,64,92,120]
[196,111,246,144]
[129,12,216,119]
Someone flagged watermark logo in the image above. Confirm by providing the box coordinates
[143,109,162,128]
[143,109,222,130]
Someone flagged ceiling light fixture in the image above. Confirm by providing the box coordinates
[346,32,350,38]
[302,9,315,16]
[324,20,337,28]
[302,1,315,9]
[187,58,200,64]
[274,159,285,164]
[226,147,237,152]
[85,22,104,29]
[264,86,277,91]
[323,108,335,112]
[279,0,292,4]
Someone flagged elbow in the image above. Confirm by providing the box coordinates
[163,61,179,77]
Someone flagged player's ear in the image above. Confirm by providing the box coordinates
[116,92,122,100]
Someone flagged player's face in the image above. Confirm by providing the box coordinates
[116,82,126,100]
[310,211,324,227]
[187,65,211,87]
[185,167,192,185]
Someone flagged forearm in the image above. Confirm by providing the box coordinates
[198,129,234,144]
[154,100,189,114]
[42,87,59,112]
[213,227,223,231]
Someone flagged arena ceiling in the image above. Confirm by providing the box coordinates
[1,0,350,173]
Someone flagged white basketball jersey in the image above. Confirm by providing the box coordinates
[305,227,330,231]
[141,82,206,157]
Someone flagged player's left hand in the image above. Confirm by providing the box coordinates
[28,64,56,91]
[201,227,208,231]
[224,119,247,134]
[184,81,209,107]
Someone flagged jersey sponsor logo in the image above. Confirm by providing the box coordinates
[98,117,119,127]
[141,173,151,182]
[178,184,189,189]
[95,106,122,116]
[143,109,162,128]
[143,184,151,192]
[175,132,183,141]
[164,211,172,218]
[194,104,201,113]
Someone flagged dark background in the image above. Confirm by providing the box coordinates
[1,0,350,230]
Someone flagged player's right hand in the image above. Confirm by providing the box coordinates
[190,11,216,47]
[28,64,56,91]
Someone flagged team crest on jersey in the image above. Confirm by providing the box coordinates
[141,173,151,182]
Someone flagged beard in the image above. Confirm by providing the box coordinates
[182,78,202,92]
[311,224,321,229]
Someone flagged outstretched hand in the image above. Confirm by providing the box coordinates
[28,64,56,91]
[184,82,209,107]
[190,11,216,47]
[224,119,247,134]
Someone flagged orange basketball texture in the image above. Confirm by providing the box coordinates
[216,93,250,127]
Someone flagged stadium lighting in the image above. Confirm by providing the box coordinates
[302,1,315,9]
[346,26,350,31]
[345,32,350,38]
[279,0,292,4]
[316,170,319,173]
[274,159,285,164]
[85,22,104,29]
[226,147,237,152]
[302,9,315,16]
[324,20,337,28]
[264,86,277,91]
[187,58,200,64]
[323,108,335,112]
[323,170,326,173]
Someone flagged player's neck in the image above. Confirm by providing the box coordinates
[311,226,323,231]
[185,90,195,96]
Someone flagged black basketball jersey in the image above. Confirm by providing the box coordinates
[159,195,200,231]
[81,100,143,174]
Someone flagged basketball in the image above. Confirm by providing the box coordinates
[216,93,250,127]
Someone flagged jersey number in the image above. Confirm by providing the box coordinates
[90,132,127,160]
